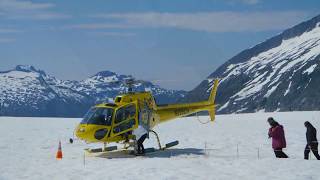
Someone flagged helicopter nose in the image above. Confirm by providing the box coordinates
[75,124,110,142]
[75,124,89,139]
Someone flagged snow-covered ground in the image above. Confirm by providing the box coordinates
[1,111,320,180]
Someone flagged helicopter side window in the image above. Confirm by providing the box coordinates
[115,97,122,103]
[111,104,138,137]
[115,105,136,124]
[81,107,114,126]
[115,108,124,124]
[112,119,136,134]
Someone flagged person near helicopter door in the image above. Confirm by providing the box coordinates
[133,124,148,155]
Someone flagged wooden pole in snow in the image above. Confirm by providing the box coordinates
[83,152,86,167]
[236,143,239,159]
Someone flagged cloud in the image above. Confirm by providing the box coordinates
[85,11,309,32]
[242,0,260,4]
[0,0,54,11]
[150,79,181,83]
[0,28,22,33]
[224,0,261,5]
[8,12,71,20]
[63,23,133,30]
[0,37,15,43]
[91,32,136,37]
[0,0,70,20]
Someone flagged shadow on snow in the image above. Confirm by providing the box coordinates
[94,148,205,159]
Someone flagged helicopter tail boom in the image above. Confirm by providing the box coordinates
[155,79,219,123]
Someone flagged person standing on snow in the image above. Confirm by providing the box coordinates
[133,124,148,155]
[304,121,320,160]
[267,117,289,158]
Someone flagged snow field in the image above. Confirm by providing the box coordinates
[0,111,320,180]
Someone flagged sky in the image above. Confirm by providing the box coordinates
[0,0,319,90]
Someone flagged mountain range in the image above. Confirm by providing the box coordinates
[2,14,320,117]
[0,65,186,117]
[184,14,320,114]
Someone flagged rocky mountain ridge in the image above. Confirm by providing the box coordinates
[0,65,186,117]
[184,14,320,114]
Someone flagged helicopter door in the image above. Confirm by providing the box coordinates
[110,102,138,137]
[139,101,151,131]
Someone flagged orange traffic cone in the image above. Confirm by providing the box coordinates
[56,141,63,159]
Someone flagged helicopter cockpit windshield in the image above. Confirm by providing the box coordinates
[81,107,114,126]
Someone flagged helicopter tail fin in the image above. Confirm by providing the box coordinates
[208,79,219,105]
[207,79,219,121]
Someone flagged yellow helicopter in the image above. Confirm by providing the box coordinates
[75,78,219,154]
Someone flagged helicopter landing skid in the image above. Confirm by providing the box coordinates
[144,140,179,153]
[123,130,180,156]
[149,130,179,150]
[123,141,135,149]
[85,146,117,153]
[85,141,179,158]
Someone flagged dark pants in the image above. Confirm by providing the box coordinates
[274,148,288,158]
[137,134,147,154]
[304,142,320,160]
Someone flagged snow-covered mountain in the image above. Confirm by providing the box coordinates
[0,65,185,117]
[74,70,185,105]
[184,14,320,114]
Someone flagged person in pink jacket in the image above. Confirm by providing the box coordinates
[268,117,289,158]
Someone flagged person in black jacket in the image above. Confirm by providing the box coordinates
[304,121,320,160]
